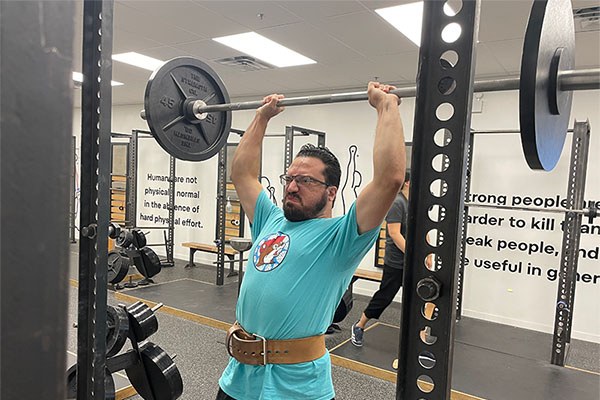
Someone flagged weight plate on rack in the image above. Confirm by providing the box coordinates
[66,364,116,399]
[106,305,130,357]
[108,250,130,284]
[140,247,162,279]
[144,57,232,162]
[519,0,574,171]
[126,342,183,400]
[125,301,158,342]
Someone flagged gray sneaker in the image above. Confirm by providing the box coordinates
[351,322,364,347]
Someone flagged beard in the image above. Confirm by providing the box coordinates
[283,191,328,222]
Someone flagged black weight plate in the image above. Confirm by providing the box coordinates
[66,364,77,398]
[144,57,231,162]
[106,305,130,357]
[126,301,158,342]
[132,229,147,248]
[108,250,130,284]
[126,342,183,400]
[116,230,133,248]
[519,0,574,171]
[66,365,115,399]
[140,246,162,279]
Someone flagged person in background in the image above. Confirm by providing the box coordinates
[351,171,422,347]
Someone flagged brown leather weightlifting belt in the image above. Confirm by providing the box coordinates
[226,322,326,365]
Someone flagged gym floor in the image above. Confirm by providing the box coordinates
[68,244,599,400]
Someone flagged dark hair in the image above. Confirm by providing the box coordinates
[296,144,341,188]
[404,170,411,183]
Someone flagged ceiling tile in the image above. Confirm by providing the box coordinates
[483,39,523,74]
[141,46,190,62]
[474,43,509,77]
[120,0,245,38]
[196,1,302,30]
[175,39,242,63]
[478,0,532,43]
[575,31,600,68]
[323,10,418,57]
[113,28,163,53]
[259,22,365,65]
[114,2,204,45]
[278,1,365,20]
[364,52,420,83]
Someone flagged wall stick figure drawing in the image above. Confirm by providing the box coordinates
[340,145,363,214]
[260,175,277,205]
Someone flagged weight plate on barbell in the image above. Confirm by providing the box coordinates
[125,342,183,400]
[519,0,574,171]
[144,57,232,162]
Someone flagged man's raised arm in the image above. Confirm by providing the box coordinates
[230,94,285,223]
[355,82,406,233]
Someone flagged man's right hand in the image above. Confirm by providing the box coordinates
[257,94,285,120]
[367,82,401,110]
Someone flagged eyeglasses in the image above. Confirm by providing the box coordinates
[279,174,330,187]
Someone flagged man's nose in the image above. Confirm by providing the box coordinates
[286,179,300,192]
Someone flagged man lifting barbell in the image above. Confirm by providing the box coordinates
[215,82,406,400]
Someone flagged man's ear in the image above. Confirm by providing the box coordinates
[328,186,338,202]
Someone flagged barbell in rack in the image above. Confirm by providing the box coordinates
[140,0,599,170]
[169,68,599,116]
[464,202,598,221]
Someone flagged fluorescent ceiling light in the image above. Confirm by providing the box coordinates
[72,72,123,86]
[376,2,459,47]
[112,52,164,71]
[212,32,316,68]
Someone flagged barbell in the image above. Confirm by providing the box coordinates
[140,0,599,170]
[464,202,598,220]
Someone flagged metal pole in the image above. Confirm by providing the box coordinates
[471,128,574,134]
[464,202,594,216]
[194,68,600,114]
[551,120,591,366]
[70,136,78,243]
[77,0,113,398]
[1,1,74,398]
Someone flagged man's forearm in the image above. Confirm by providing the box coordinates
[373,101,405,187]
[231,114,269,182]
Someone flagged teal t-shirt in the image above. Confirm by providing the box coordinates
[219,191,380,400]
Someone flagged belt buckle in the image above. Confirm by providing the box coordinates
[253,333,268,365]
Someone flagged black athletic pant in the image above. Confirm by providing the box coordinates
[363,264,403,320]
[217,387,335,399]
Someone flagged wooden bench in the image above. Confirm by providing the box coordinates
[353,268,383,283]
[182,242,239,284]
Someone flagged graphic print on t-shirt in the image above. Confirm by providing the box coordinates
[253,232,290,272]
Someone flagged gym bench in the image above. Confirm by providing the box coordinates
[352,268,383,284]
[182,242,238,282]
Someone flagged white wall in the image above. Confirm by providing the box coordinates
[73,88,599,342]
